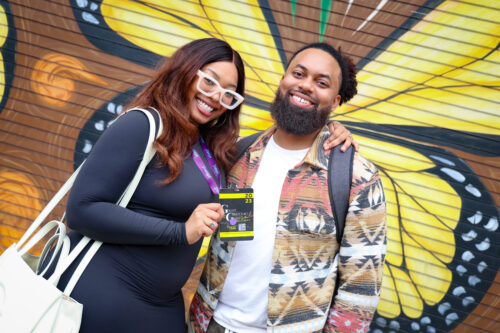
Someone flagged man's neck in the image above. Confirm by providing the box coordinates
[273,128,320,150]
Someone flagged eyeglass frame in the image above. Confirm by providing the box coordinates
[195,70,244,110]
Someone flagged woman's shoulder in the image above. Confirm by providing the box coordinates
[90,107,155,154]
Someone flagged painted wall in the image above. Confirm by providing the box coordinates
[0,0,498,331]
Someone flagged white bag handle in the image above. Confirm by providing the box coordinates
[118,108,161,205]
[18,220,67,277]
[17,167,81,249]
[18,221,66,257]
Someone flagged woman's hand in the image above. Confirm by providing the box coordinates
[185,203,225,244]
[323,121,359,154]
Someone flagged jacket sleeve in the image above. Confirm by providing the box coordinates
[324,154,387,332]
[65,110,187,245]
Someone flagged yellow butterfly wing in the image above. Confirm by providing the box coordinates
[337,1,500,135]
[335,1,500,329]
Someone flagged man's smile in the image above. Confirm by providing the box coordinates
[289,90,316,109]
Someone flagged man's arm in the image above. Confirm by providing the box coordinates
[324,155,387,332]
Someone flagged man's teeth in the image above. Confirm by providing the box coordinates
[197,99,214,112]
[292,95,312,105]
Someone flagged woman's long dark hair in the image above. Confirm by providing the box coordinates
[126,38,245,184]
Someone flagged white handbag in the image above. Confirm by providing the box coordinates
[0,108,161,332]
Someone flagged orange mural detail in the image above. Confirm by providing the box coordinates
[30,53,107,106]
[0,171,42,249]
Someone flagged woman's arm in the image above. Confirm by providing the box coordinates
[66,110,187,245]
[323,121,359,153]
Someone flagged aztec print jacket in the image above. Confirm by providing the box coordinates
[189,127,387,333]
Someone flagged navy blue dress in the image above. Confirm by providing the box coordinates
[57,110,225,332]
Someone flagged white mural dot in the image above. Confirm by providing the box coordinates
[462,296,475,307]
[445,313,458,325]
[485,216,498,231]
[465,184,481,197]
[82,139,92,153]
[438,302,451,315]
[76,0,88,8]
[452,286,465,296]
[430,155,455,166]
[478,261,488,273]
[468,275,481,286]
[475,237,490,251]
[461,251,474,262]
[440,167,465,182]
[82,12,99,25]
[107,102,116,113]
[94,120,105,131]
[467,211,482,224]
[461,230,477,241]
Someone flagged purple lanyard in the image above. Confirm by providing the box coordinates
[191,137,221,195]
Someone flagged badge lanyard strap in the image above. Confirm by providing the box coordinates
[191,137,221,195]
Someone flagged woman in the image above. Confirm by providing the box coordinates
[56,38,354,332]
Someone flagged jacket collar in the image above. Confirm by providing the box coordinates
[251,126,330,171]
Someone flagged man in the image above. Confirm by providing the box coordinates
[189,43,387,333]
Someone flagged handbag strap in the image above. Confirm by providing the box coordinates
[17,220,67,278]
[48,107,162,294]
[17,221,66,256]
[16,166,82,249]
[117,108,161,205]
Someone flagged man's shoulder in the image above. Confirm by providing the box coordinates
[235,132,261,158]
[234,129,275,166]
[352,151,380,180]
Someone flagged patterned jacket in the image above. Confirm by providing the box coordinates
[189,127,387,332]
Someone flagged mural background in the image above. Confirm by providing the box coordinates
[0,0,498,331]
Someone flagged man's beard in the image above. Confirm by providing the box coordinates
[270,89,331,136]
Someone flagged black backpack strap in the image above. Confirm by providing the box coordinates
[328,145,355,244]
[235,131,263,161]
[329,144,355,301]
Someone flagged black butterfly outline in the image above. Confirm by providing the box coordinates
[0,0,17,114]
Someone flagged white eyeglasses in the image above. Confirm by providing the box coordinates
[196,70,244,110]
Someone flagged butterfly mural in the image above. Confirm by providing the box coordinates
[0,0,498,332]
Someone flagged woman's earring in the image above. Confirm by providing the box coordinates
[212,114,227,127]
[210,118,218,127]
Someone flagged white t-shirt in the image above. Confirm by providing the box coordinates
[213,135,309,332]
